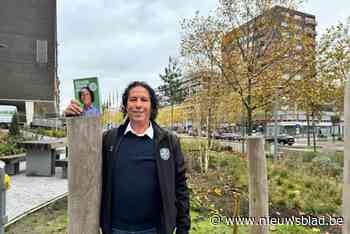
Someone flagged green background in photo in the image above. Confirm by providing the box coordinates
[73,77,101,111]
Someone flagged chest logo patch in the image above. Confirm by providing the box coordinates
[160,148,170,160]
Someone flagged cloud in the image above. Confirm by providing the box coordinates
[57,0,216,111]
[58,0,350,112]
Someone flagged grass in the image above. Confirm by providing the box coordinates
[6,198,318,234]
[181,137,343,233]
[6,137,343,233]
[6,197,68,234]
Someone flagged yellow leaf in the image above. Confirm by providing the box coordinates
[214,188,222,196]
[270,225,277,231]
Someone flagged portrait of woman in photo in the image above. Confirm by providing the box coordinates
[79,86,101,117]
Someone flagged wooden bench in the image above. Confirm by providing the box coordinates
[55,158,68,179]
[0,153,26,175]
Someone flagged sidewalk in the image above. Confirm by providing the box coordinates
[6,162,68,222]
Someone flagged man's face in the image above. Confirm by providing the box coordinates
[127,86,152,124]
[80,89,92,106]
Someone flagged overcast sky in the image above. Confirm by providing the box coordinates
[57,0,350,112]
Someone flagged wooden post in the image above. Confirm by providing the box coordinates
[343,74,350,234]
[67,117,102,234]
[247,136,269,234]
[233,192,241,234]
[0,161,7,234]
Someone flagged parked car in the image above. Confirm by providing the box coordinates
[220,133,242,141]
[212,131,222,139]
[187,128,198,136]
[265,134,295,146]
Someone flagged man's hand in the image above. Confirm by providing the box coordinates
[64,99,83,117]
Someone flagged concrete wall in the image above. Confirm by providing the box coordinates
[0,0,57,112]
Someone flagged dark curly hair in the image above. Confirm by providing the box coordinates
[79,86,95,103]
[121,81,158,121]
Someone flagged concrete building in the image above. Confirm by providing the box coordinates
[0,0,59,124]
[221,5,317,82]
[220,6,318,133]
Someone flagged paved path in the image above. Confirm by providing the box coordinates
[6,162,68,222]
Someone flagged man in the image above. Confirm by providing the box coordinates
[64,81,190,234]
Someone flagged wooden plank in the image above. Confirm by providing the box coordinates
[20,139,66,150]
[343,74,350,234]
[247,136,269,234]
[66,116,102,234]
[0,153,26,161]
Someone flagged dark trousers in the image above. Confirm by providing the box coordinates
[111,227,158,234]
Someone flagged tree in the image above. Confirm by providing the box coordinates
[156,104,187,128]
[287,17,350,149]
[318,17,350,113]
[159,56,185,128]
[9,112,20,137]
[181,0,311,135]
[182,67,222,173]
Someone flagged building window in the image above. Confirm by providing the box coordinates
[294,14,303,21]
[36,40,48,64]
[295,24,303,31]
[294,74,302,80]
[281,21,288,27]
[282,74,290,80]
[305,27,315,34]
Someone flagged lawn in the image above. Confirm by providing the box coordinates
[6,137,343,233]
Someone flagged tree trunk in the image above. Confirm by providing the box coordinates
[204,148,209,173]
[241,100,245,153]
[247,107,253,136]
[306,111,311,146]
[233,192,241,234]
[198,141,203,173]
[247,136,269,234]
[171,103,174,129]
[247,76,253,136]
[264,110,268,137]
[205,63,213,173]
[312,111,317,152]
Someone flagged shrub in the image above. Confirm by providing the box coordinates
[9,113,20,136]
[301,151,318,162]
[0,141,25,156]
[311,156,342,177]
[31,128,66,138]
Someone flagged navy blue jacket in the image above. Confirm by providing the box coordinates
[100,119,190,234]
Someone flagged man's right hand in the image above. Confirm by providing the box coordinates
[63,99,83,117]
